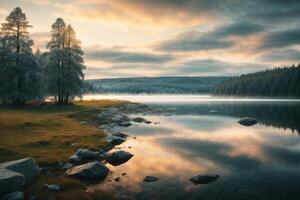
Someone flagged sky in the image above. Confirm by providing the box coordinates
[0,0,300,79]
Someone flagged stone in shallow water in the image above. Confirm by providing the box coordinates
[66,162,109,179]
[238,118,258,126]
[190,174,219,185]
[118,122,132,127]
[112,132,128,138]
[2,191,24,200]
[110,136,126,145]
[106,151,133,166]
[132,117,146,123]
[143,176,159,182]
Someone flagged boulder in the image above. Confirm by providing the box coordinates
[238,118,258,126]
[69,155,82,164]
[62,163,73,171]
[0,168,24,196]
[143,176,159,182]
[112,132,127,138]
[132,117,146,123]
[66,162,109,179]
[0,158,39,184]
[110,136,126,145]
[118,122,132,127]
[106,151,133,166]
[75,149,99,160]
[190,174,219,185]
[2,191,24,200]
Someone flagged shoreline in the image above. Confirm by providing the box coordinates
[0,100,154,199]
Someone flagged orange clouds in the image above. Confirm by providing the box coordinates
[32,0,214,27]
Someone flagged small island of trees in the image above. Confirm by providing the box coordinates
[0,7,86,105]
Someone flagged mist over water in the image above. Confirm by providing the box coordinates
[85,94,300,200]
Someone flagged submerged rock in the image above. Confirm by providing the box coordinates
[2,191,24,200]
[143,176,159,182]
[238,118,258,126]
[114,177,120,182]
[190,174,219,185]
[66,162,109,179]
[106,151,133,166]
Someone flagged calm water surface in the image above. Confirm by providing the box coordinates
[85,95,300,200]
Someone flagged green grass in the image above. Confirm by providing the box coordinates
[0,100,127,199]
[0,99,127,165]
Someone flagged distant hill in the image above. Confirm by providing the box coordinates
[87,77,230,94]
[212,64,300,97]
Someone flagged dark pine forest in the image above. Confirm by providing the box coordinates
[212,64,300,97]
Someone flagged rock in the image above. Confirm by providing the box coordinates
[190,174,219,185]
[28,195,37,200]
[2,191,24,200]
[144,120,152,124]
[69,155,81,164]
[0,168,24,196]
[143,176,159,182]
[106,151,133,166]
[110,136,126,145]
[132,117,146,123]
[114,177,120,182]
[118,122,132,127]
[111,115,123,123]
[66,162,109,179]
[238,118,258,126]
[75,149,99,160]
[0,158,39,184]
[121,173,127,176]
[62,163,73,171]
[112,132,127,138]
[44,183,60,191]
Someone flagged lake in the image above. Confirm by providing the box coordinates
[85,94,300,200]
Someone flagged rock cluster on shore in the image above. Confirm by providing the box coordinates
[0,158,39,198]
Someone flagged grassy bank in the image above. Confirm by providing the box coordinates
[0,100,127,200]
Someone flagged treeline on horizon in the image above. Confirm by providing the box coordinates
[212,64,300,97]
[87,77,229,94]
[0,7,86,105]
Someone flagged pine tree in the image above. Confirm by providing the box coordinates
[45,19,85,104]
[0,7,40,104]
[63,25,85,103]
[46,18,66,103]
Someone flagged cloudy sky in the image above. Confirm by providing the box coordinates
[0,0,299,79]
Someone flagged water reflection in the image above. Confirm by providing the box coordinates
[89,102,300,200]
[152,102,300,134]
